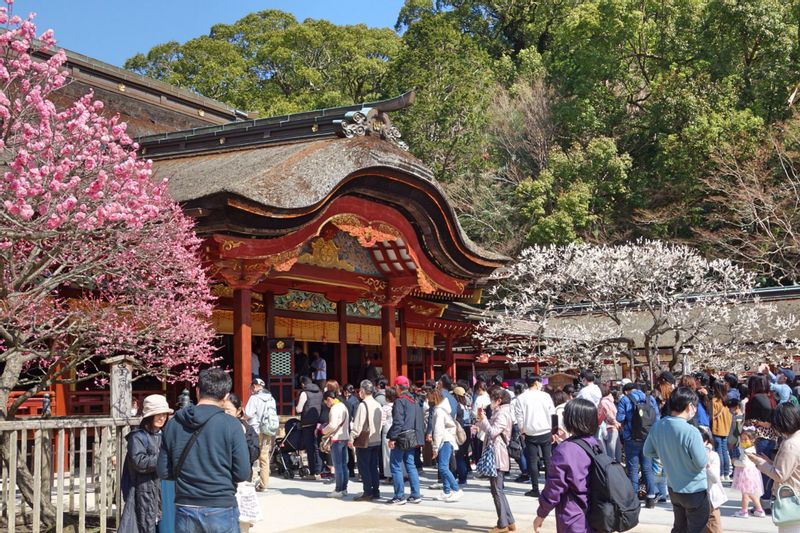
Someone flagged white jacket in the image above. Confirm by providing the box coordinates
[514,388,555,437]
[432,400,458,454]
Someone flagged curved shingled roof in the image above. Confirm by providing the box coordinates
[141,93,509,280]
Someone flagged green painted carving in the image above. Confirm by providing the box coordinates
[275,290,337,314]
[346,299,381,319]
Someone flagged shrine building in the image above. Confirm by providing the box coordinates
[21,48,510,415]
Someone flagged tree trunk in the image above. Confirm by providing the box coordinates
[0,432,58,529]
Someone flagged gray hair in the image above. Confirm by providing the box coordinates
[360,380,375,395]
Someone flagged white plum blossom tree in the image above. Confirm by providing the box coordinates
[478,240,799,379]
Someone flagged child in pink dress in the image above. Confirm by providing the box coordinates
[731,429,765,518]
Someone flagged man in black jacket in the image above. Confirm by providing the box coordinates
[296,376,323,479]
[157,368,251,533]
[386,375,424,505]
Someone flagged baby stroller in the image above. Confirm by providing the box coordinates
[270,418,309,479]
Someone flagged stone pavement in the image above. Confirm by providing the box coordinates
[252,469,775,533]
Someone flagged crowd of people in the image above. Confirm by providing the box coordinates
[119,363,800,533]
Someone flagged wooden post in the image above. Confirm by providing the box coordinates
[53,365,68,417]
[338,301,348,385]
[444,335,455,380]
[424,349,434,381]
[233,287,253,404]
[101,355,138,420]
[381,304,398,385]
[399,308,409,378]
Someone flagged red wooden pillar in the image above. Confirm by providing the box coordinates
[444,334,455,380]
[381,304,398,385]
[233,287,252,405]
[423,349,432,381]
[338,300,348,385]
[398,308,409,378]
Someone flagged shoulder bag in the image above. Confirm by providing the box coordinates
[500,431,522,462]
[353,404,371,449]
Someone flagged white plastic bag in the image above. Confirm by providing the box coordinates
[236,481,263,523]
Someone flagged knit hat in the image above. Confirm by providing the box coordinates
[141,395,173,419]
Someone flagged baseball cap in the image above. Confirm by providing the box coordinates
[453,386,466,397]
[394,376,410,387]
[620,378,632,386]
[251,378,266,387]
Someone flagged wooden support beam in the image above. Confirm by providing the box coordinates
[233,288,252,404]
[381,304,398,385]
[338,300,348,385]
[399,308,408,378]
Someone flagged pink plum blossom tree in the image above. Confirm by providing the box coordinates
[0,5,218,525]
[0,5,217,419]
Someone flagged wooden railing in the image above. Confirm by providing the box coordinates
[0,416,139,533]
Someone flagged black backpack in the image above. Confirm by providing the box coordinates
[630,393,657,441]
[573,438,640,532]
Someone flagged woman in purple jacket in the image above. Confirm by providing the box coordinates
[533,398,598,533]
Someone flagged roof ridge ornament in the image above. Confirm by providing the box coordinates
[335,106,409,150]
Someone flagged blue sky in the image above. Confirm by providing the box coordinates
[14,1,406,67]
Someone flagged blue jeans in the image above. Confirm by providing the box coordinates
[455,441,469,484]
[437,442,459,494]
[713,436,730,477]
[356,445,381,498]
[625,439,655,497]
[331,441,349,493]
[390,447,420,499]
[756,438,777,498]
[175,505,239,533]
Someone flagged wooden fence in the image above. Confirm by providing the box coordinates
[0,416,139,533]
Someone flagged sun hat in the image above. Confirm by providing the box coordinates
[141,394,173,419]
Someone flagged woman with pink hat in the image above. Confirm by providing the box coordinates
[119,394,173,533]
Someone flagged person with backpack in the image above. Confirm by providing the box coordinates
[644,387,709,533]
[534,398,640,533]
[243,378,279,493]
[616,382,659,507]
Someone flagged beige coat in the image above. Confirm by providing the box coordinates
[349,395,382,447]
[756,430,800,496]
[431,399,458,454]
[477,403,513,472]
